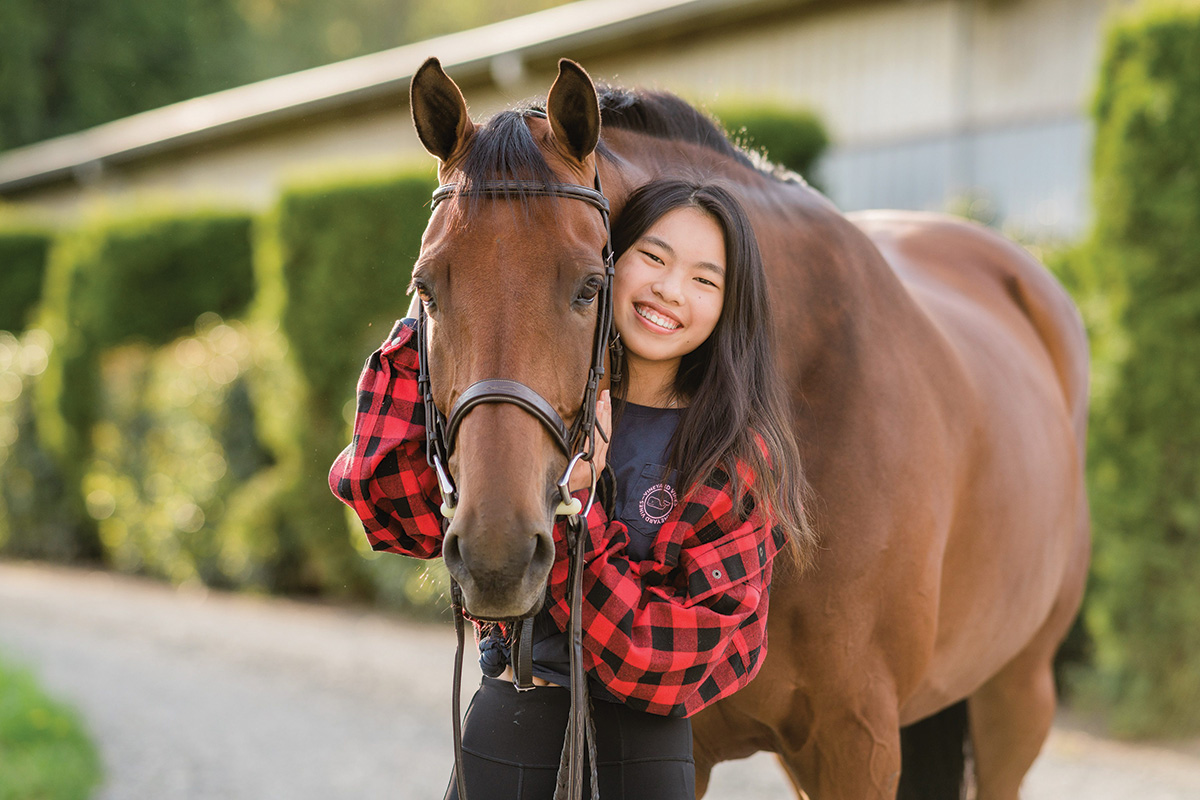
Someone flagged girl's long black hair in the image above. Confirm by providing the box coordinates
[610,179,814,566]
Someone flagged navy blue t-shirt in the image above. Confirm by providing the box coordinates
[520,401,682,691]
[609,402,682,561]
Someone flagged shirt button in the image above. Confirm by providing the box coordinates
[712,569,722,579]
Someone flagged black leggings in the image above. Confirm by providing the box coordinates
[443,677,695,800]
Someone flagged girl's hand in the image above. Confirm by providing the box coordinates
[569,390,610,493]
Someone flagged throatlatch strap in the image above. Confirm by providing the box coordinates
[512,617,536,690]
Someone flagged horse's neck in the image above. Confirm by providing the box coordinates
[600,130,920,386]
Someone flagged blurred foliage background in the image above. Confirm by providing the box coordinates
[3,0,1200,740]
[0,0,573,152]
[1048,1,1200,737]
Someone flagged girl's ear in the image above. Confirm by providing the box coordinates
[546,59,600,163]
[410,57,475,163]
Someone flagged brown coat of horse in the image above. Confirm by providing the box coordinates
[407,59,1090,800]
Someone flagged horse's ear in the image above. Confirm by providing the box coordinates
[410,57,475,162]
[546,59,600,163]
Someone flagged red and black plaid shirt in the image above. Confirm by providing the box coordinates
[330,320,784,717]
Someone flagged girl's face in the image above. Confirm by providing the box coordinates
[613,206,726,378]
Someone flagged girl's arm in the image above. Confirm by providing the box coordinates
[545,464,781,718]
[328,319,445,558]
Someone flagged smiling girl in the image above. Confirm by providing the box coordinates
[331,179,811,799]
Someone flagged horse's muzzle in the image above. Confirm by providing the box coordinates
[441,519,555,620]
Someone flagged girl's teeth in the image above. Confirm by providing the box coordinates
[636,305,679,330]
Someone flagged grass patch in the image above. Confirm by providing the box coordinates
[0,654,101,800]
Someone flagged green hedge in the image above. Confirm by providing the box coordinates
[82,319,278,588]
[243,166,440,600]
[0,224,52,332]
[31,209,255,562]
[711,103,829,190]
[0,330,83,561]
[1079,1,1200,736]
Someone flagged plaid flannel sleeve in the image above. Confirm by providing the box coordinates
[545,461,783,718]
[328,319,444,558]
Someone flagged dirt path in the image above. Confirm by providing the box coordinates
[2,560,1199,799]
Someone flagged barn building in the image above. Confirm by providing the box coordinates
[0,0,1129,238]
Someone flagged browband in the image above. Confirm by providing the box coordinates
[432,181,610,215]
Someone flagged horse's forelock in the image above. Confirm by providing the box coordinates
[452,110,558,216]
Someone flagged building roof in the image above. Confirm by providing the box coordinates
[0,0,802,195]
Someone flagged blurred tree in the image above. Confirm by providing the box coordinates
[0,0,252,149]
[406,0,571,40]
[0,0,572,152]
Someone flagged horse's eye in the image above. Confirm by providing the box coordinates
[575,276,604,306]
[413,278,437,311]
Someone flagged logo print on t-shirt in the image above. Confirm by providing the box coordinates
[639,483,677,525]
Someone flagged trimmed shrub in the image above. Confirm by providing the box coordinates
[243,166,440,600]
[81,317,280,589]
[0,329,82,561]
[0,224,52,332]
[32,209,255,562]
[1079,2,1200,736]
[711,103,829,189]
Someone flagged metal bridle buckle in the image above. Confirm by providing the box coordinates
[432,454,458,519]
[555,452,597,519]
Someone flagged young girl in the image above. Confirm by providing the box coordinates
[331,179,811,799]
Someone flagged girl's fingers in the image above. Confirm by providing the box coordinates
[593,390,612,472]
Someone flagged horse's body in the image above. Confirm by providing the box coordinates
[408,60,1089,799]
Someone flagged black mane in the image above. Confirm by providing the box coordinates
[595,86,760,173]
[454,86,780,201]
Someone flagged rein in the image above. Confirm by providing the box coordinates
[417,170,616,800]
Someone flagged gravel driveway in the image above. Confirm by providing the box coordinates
[2,560,1199,799]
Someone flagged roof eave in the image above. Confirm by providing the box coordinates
[0,0,803,194]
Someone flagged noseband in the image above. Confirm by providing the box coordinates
[417,168,615,800]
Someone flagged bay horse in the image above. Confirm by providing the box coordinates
[407,57,1090,800]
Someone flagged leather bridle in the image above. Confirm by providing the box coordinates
[417,167,615,800]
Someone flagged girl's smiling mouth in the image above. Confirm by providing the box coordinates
[634,303,681,332]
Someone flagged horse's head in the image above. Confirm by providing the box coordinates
[409,58,611,619]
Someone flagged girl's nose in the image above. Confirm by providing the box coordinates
[652,271,685,304]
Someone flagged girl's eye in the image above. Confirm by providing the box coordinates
[641,250,664,265]
[695,276,719,289]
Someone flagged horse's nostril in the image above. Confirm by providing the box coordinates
[532,529,555,570]
[442,531,463,571]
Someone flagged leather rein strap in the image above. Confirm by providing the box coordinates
[419,171,615,800]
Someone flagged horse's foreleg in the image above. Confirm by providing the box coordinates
[691,695,782,799]
[778,680,904,800]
